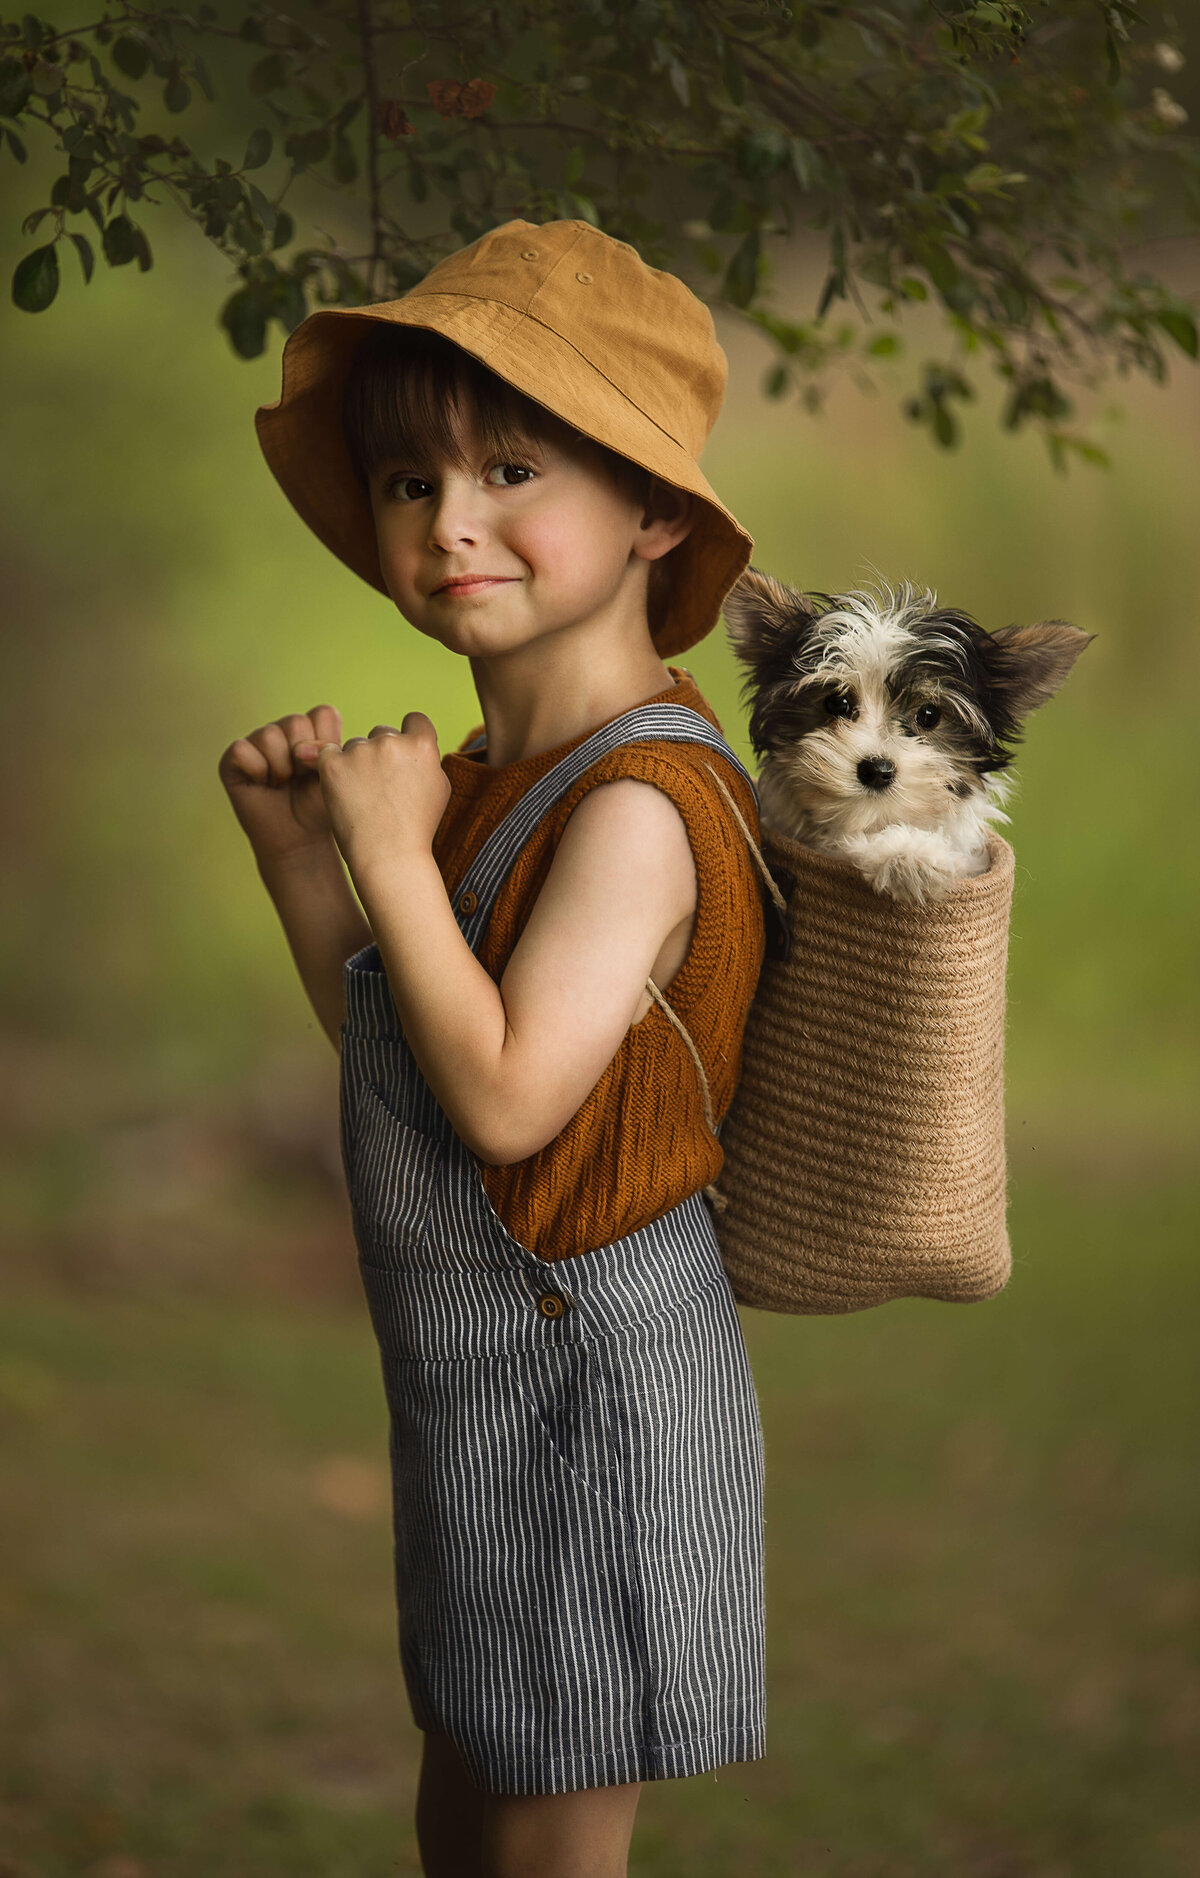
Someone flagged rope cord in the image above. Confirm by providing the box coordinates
[643,977,716,1137]
[641,762,788,1148]
[702,763,788,914]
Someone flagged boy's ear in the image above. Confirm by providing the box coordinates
[633,478,695,561]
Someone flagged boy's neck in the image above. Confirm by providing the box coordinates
[468,619,679,768]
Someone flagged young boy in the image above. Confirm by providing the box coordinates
[219,219,767,1878]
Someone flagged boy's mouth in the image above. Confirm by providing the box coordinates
[431,575,518,597]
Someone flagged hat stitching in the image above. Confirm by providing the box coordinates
[395,292,712,476]
[412,222,587,320]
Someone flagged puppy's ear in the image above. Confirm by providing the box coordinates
[723,567,818,669]
[987,622,1094,720]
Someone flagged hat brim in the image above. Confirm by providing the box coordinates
[255,297,752,658]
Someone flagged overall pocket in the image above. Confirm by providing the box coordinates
[345,1081,440,1263]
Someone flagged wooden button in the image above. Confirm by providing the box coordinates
[458,889,477,915]
[537,1292,567,1320]
[575,270,593,283]
[521,248,539,260]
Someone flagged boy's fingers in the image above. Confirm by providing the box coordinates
[401,710,438,743]
[255,721,296,782]
[307,703,342,744]
[220,737,269,785]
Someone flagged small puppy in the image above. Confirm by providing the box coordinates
[724,571,1092,904]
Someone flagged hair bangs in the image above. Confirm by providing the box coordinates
[342,325,654,509]
[343,326,558,488]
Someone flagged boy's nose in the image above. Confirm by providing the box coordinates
[426,485,486,553]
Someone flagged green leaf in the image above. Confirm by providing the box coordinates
[867,332,900,357]
[243,127,272,170]
[913,239,960,298]
[1155,308,1198,358]
[164,75,191,113]
[249,53,287,95]
[0,57,32,115]
[724,230,760,309]
[790,138,816,189]
[6,126,28,161]
[666,53,689,108]
[102,213,138,265]
[20,15,45,50]
[288,126,328,168]
[272,272,307,331]
[220,285,267,358]
[12,241,59,311]
[764,362,789,398]
[68,229,94,281]
[271,208,294,250]
[246,181,276,232]
[112,35,149,79]
[932,399,958,447]
[737,129,788,182]
[30,59,65,95]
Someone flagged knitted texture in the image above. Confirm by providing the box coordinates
[713,826,1014,1313]
[434,670,766,1261]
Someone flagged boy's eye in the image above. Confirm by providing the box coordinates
[824,690,856,719]
[485,463,534,487]
[386,474,434,503]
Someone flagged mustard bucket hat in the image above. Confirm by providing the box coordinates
[255,218,753,658]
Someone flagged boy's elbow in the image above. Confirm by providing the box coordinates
[462,1120,548,1167]
[456,1098,561,1168]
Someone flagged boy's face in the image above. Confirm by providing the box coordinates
[366,404,680,662]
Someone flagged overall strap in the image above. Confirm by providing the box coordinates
[451,702,757,951]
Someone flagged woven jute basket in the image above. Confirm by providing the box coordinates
[710,826,1015,1315]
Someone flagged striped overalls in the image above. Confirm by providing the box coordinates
[339,702,766,1796]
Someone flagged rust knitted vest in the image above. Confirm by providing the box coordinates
[433,668,766,1262]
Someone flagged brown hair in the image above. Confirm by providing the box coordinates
[341,325,652,505]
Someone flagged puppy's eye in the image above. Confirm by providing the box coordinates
[914,703,942,730]
[824,691,856,719]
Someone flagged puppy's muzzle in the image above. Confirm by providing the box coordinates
[856,756,896,792]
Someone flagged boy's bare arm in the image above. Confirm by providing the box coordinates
[219,705,371,1051]
[318,718,696,1163]
[257,843,372,1050]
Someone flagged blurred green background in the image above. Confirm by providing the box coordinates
[1,220,1197,1878]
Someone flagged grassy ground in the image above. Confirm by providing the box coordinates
[2,1166,1196,1878]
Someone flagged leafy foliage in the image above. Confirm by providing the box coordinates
[2,0,1198,454]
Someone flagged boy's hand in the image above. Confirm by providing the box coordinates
[218,705,343,871]
[313,712,451,886]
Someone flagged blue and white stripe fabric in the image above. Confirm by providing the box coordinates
[339,702,766,1796]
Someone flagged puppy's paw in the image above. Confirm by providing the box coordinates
[841,826,976,905]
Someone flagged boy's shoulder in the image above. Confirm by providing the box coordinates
[551,719,761,855]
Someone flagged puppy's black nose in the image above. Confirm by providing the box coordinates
[857,756,896,791]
